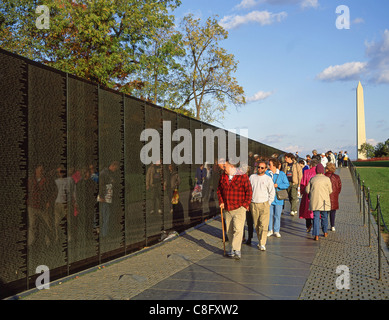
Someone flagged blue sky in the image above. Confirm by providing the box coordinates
[172,0,389,159]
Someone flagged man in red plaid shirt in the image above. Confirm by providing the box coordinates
[217,160,252,259]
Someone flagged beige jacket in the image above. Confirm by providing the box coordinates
[306,174,332,211]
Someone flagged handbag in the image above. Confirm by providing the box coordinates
[171,188,179,205]
[275,174,289,200]
[276,189,289,200]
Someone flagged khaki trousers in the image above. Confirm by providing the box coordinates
[250,202,270,246]
[224,206,246,252]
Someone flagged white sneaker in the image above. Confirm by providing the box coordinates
[331,227,336,231]
[274,232,281,238]
[267,230,273,237]
[258,245,266,251]
[290,211,296,216]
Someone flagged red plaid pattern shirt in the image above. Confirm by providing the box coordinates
[217,173,252,211]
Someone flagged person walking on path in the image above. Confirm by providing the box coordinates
[299,159,318,233]
[320,153,328,167]
[249,161,275,251]
[306,163,332,241]
[328,151,336,165]
[266,158,289,238]
[325,163,342,231]
[337,151,343,168]
[342,151,349,167]
[282,153,302,216]
[217,160,253,260]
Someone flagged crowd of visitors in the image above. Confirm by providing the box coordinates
[217,149,343,259]
[26,148,343,260]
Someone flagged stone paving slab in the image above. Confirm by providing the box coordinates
[11,168,389,301]
[18,221,224,300]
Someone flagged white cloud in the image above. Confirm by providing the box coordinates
[316,62,367,82]
[352,17,365,25]
[235,0,259,10]
[374,70,389,83]
[246,90,274,102]
[365,29,389,84]
[317,30,389,84]
[219,10,287,30]
[300,0,319,9]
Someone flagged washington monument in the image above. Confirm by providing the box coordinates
[356,81,367,160]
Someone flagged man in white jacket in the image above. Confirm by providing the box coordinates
[249,161,275,251]
[320,153,328,167]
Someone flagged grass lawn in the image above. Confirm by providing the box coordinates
[355,167,389,234]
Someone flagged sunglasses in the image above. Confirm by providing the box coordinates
[258,166,266,169]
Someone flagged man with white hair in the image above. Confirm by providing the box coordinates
[217,160,252,260]
[249,160,275,251]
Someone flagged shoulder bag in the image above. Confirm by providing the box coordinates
[275,173,289,200]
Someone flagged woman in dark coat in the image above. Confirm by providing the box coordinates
[325,163,342,231]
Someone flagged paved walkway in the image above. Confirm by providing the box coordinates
[11,168,389,300]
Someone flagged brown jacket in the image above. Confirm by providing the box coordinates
[282,160,302,187]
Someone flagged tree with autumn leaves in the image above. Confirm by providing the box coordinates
[0,0,245,123]
[175,14,245,122]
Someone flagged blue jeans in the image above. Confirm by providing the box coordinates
[313,211,329,236]
[269,204,282,233]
